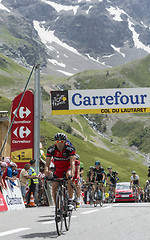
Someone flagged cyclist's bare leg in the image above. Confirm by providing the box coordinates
[100,183,105,200]
[52,181,59,204]
[112,186,115,198]
[66,170,73,199]
[76,183,81,199]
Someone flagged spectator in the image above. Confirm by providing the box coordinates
[0,162,7,191]
[19,163,36,205]
[4,157,11,166]
[0,156,4,165]
[6,162,19,187]
[26,159,39,207]
[12,163,19,178]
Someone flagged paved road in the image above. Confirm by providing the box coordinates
[0,203,150,240]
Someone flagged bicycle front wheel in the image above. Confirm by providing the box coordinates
[55,191,63,236]
[64,196,72,231]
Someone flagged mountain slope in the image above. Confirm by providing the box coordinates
[1,0,150,76]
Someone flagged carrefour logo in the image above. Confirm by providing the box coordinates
[13,107,31,119]
[13,126,31,138]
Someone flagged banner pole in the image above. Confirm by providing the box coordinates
[34,64,40,204]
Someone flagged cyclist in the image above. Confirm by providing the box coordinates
[45,133,75,211]
[94,161,106,201]
[86,166,96,184]
[106,166,113,183]
[130,171,140,196]
[73,154,81,207]
[107,167,119,202]
[84,166,96,203]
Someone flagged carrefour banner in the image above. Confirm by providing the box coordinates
[11,90,34,170]
[51,88,150,115]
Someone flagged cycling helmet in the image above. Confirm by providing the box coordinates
[90,166,94,170]
[108,166,112,169]
[75,154,80,159]
[95,161,100,166]
[10,162,17,167]
[4,157,11,164]
[132,171,136,174]
[54,132,67,141]
[1,162,7,168]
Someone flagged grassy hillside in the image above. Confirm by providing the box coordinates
[40,120,148,187]
[0,95,12,114]
[0,53,32,98]
[70,54,150,90]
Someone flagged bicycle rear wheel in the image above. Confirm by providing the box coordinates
[55,191,63,236]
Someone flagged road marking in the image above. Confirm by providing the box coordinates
[102,206,112,209]
[81,209,99,214]
[0,228,30,237]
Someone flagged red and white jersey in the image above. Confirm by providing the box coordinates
[47,143,75,170]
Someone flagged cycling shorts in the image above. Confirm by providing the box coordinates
[54,166,71,178]
[133,180,139,185]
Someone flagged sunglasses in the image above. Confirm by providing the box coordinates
[55,140,65,143]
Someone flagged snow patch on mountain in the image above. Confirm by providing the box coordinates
[128,19,150,53]
[106,6,126,22]
[41,0,79,15]
[111,45,125,57]
[85,53,112,67]
[33,20,81,56]
[48,59,66,67]
[86,5,93,14]
[0,0,10,12]
[57,70,73,76]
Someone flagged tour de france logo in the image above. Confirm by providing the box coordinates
[51,90,69,110]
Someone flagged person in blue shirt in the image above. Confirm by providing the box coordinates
[6,162,19,187]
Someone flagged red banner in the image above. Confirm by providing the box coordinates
[11,90,34,170]
[0,191,8,212]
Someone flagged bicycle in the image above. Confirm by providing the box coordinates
[84,183,95,205]
[133,184,139,202]
[94,182,103,207]
[53,177,72,236]
[88,183,95,206]
[108,184,114,203]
